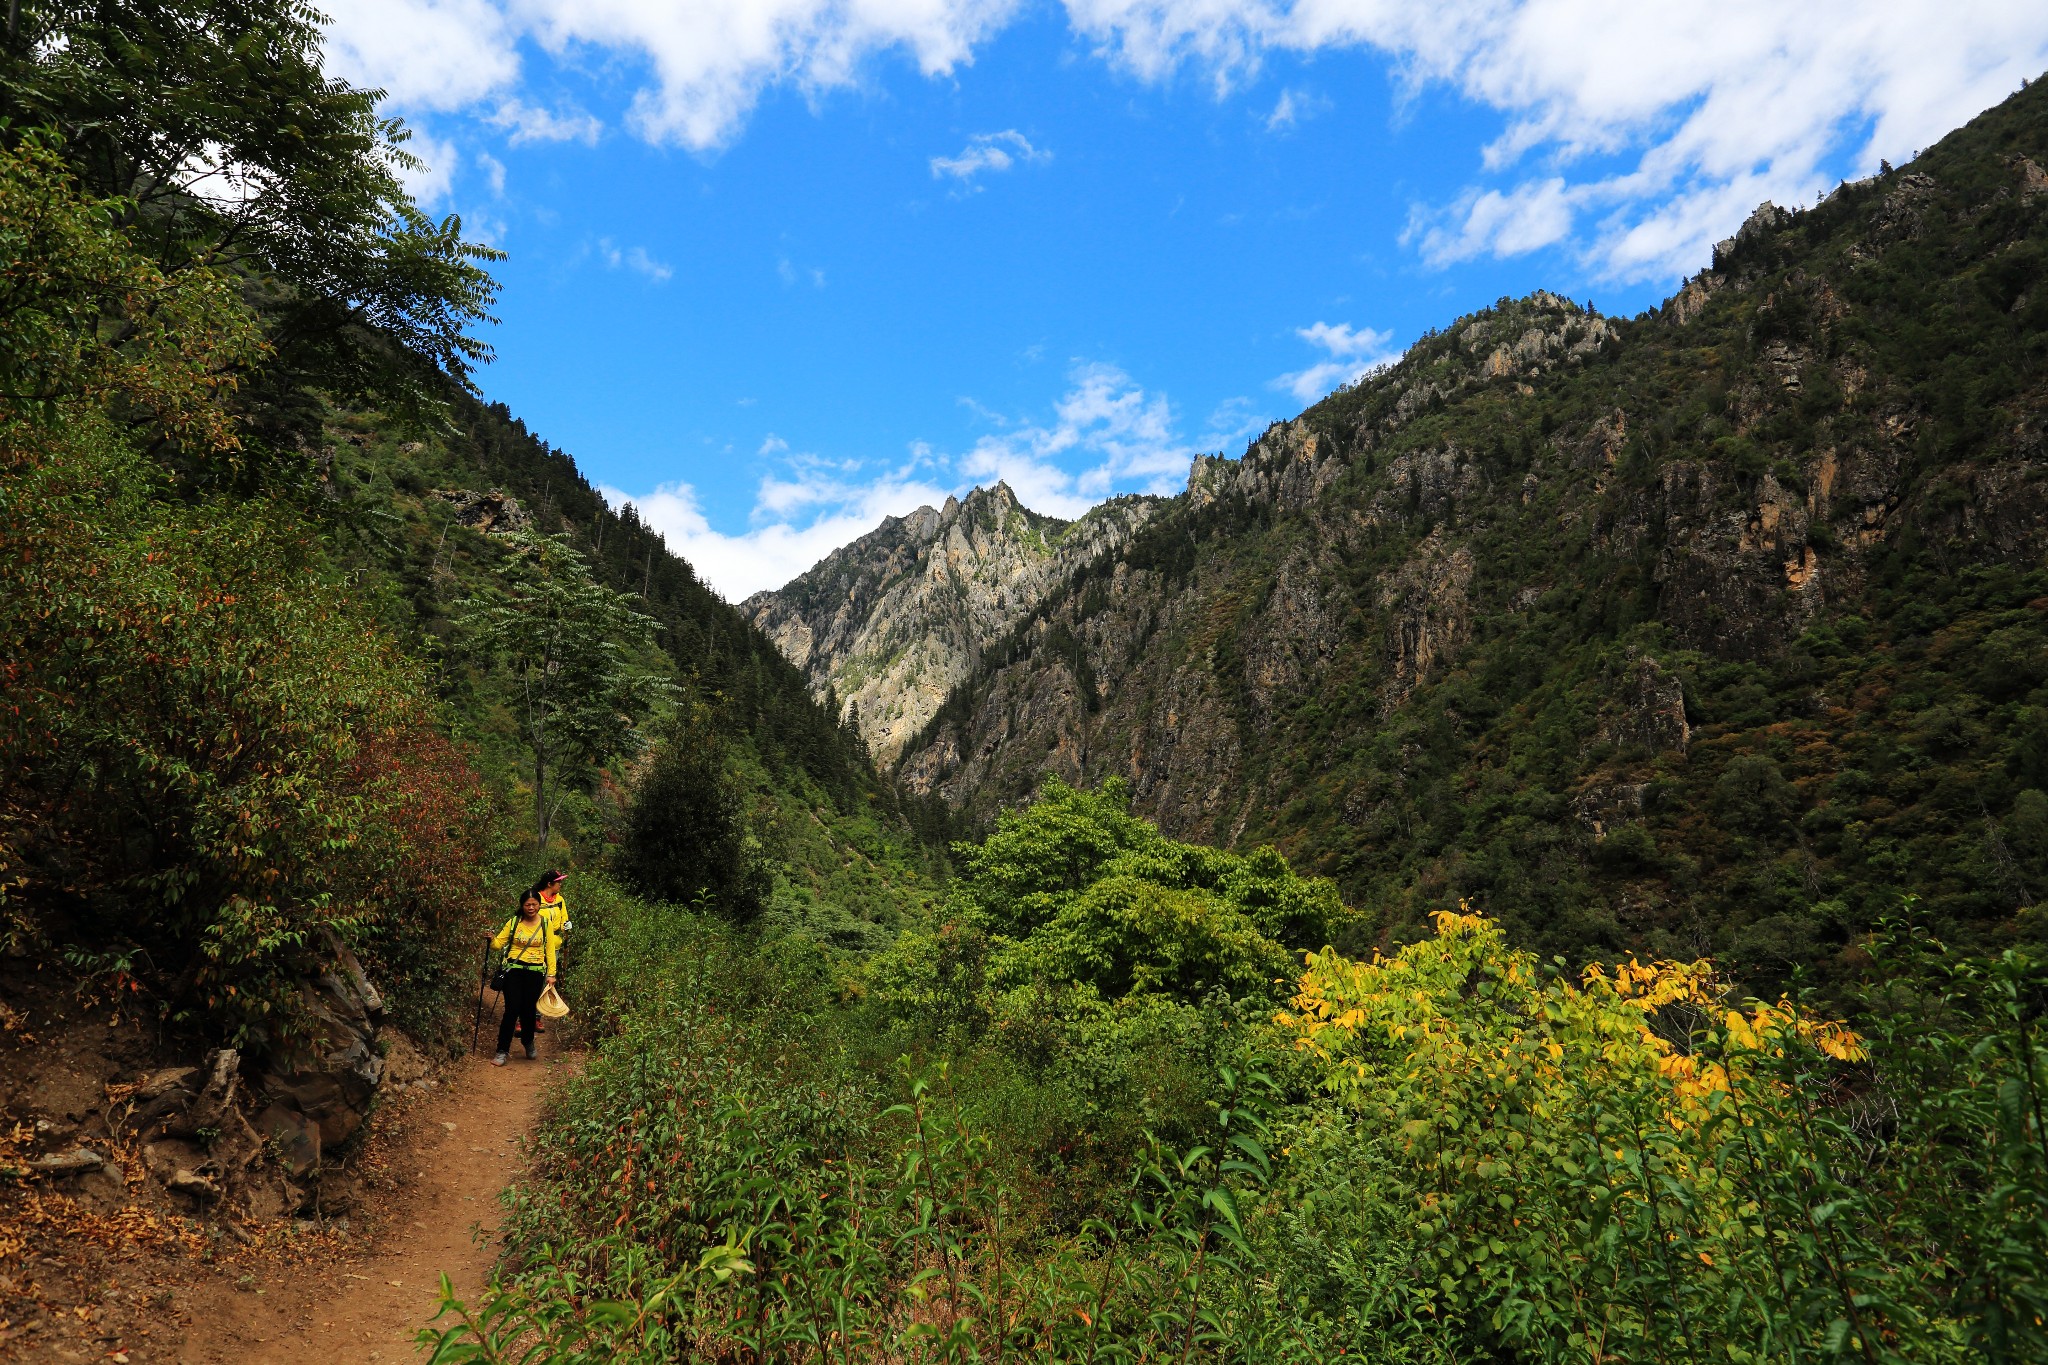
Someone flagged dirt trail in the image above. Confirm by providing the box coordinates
[174,1035,570,1364]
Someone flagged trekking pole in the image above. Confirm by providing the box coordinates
[470,941,489,1055]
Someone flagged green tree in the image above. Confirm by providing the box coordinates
[0,0,502,448]
[458,529,672,852]
[615,700,768,920]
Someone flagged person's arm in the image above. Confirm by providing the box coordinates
[544,924,558,981]
[489,919,512,949]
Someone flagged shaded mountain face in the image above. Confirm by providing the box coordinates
[742,483,1160,763]
[880,82,2048,985]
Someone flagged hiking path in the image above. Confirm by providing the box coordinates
[172,1034,569,1364]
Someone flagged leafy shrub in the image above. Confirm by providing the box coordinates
[935,776,1352,1010]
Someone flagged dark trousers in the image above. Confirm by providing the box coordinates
[496,967,545,1052]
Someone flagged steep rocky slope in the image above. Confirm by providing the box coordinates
[743,483,1159,762]
[890,81,2048,982]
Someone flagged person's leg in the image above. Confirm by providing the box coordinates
[500,970,541,1053]
[517,974,541,1052]
[495,983,520,1054]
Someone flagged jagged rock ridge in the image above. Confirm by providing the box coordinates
[742,483,1160,763]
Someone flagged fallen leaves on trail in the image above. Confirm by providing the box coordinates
[1,1190,207,1258]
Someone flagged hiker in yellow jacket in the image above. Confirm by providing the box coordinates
[530,870,570,1033]
[535,869,570,936]
[487,891,557,1066]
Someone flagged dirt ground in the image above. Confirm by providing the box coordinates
[0,1012,570,1365]
[172,1038,566,1365]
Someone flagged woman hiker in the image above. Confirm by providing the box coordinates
[487,890,558,1066]
[536,869,570,934]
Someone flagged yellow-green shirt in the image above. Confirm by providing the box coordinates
[538,888,569,936]
[492,916,557,976]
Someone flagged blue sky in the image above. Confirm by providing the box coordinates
[325,0,2048,598]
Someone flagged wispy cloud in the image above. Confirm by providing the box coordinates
[777,256,827,287]
[1405,177,1578,267]
[604,362,1257,597]
[328,0,2048,280]
[955,362,1203,517]
[600,238,674,282]
[475,149,507,195]
[1273,321,1396,403]
[1265,86,1329,132]
[929,129,1049,187]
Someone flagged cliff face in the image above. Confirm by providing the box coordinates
[742,483,1159,763]
[889,81,2048,981]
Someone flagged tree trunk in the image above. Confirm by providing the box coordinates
[534,744,549,853]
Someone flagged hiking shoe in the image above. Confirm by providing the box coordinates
[492,1052,509,1066]
[534,1020,545,1033]
[524,1041,537,1060]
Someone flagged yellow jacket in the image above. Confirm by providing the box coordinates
[492,915,557,976]
[538,888,569,936]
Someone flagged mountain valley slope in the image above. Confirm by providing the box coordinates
[772,81,2048,984]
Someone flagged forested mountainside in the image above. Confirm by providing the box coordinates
[0,0,931,1058]
[331,388,896,822]
[874,80,2048,985]
[743,483,1159,763]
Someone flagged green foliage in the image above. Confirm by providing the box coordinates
[0,133,260,447]
[0,0,501,434]
[457,527,672,852]
[0,129,498,1048]
[934,776,1352,1010]
[0,360,491,1045]
[1264,912,2048,1363]
[433,861,2048,1364]
[615,701,769,921]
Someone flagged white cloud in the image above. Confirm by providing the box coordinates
[930,129,1050,185]
[957,362,1195,516]
[1273,320,1395,403]
[1265,86,1328,131]
[1062,0,2048,279]
[600,238,674,282]
[1407,176,1578,267]
[489,98,604,146]
[602,462,953,600]
[326,0,2048,279]
[391,128,459,206]
[323,0,518,111]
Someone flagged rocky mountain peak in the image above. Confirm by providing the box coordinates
[743,484,1161,762]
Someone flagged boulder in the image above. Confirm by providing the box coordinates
[260,973,382,1147]
[432,488,530,534]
